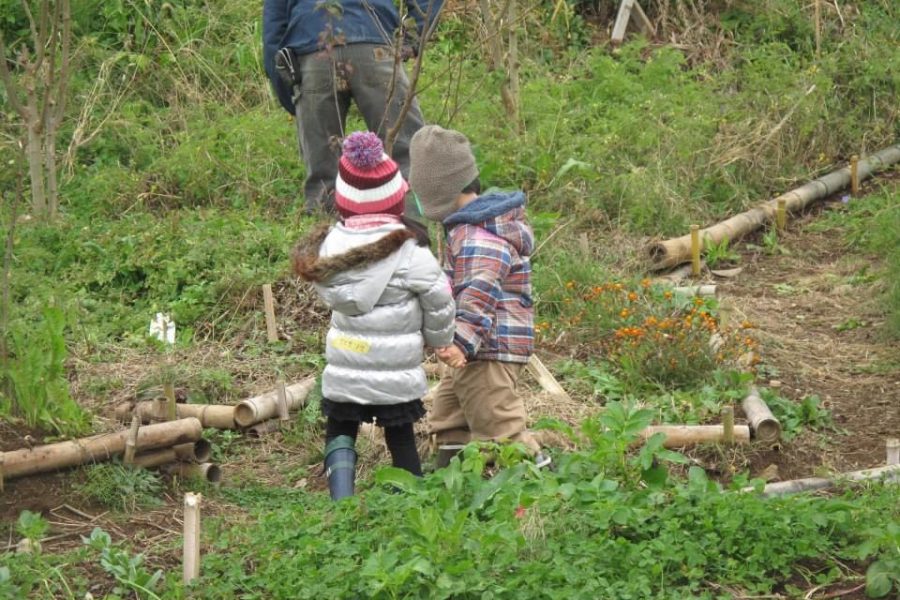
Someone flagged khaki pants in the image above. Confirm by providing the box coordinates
[429,360,539,454]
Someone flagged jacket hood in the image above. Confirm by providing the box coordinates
[443,191,533,256]
[293,223,416,315]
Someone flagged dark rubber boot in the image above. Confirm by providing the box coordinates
[434,444,465,469]
[324,435,357,501]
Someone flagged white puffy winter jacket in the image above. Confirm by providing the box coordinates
[293,219,455,405]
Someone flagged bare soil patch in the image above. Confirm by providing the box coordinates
[722,202,900,480]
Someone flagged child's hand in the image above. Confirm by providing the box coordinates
[436,345,467,369]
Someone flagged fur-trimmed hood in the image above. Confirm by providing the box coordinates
[293,223,416,283]
[292,221,419,317]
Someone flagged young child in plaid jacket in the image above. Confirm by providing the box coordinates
[409,125,547,468]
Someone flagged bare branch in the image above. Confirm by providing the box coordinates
[0,31,29,118]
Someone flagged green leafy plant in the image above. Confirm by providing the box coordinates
[83,528,163,599]
[76,463,163,512]
[760,389,835,440]
[704,236,740,268]
[855,523,900,598]
[16,510,49,543]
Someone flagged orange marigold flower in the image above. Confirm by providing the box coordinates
[694,297,705,306]
[620,308,630,318]
[566,280,576,289]
[741,321,754,329]
[628,292,639,302]
[663,291,673,300]
[641,278,651,288]
[644,316,658,327]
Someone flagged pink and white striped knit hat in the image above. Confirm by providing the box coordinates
[335,132,409,218]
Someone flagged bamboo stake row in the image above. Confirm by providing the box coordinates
[647,144,900,270]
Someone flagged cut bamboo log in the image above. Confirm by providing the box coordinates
[746,464,900,497]
[638,424,750,448]
[133,440,212,468]
[245,419,282,438]
[117,401,237,430]
[234,378,316,428]
[169,462,221,484]
[0,418,203,480]
[741,386,781,444]
[646,144,900,269]
[887,438,900,466]
[526,355,572,402]
[123,416,141,465]
[672,284,717,297]
[183,492,201,584]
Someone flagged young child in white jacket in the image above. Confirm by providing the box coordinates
[293,132,455,500]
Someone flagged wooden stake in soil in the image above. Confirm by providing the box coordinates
[262,284,278,343]
[887,438,900,466]
[775,198,787,231]
[850,154,860,197]
[276,380,290,422]
[690,224,701,277]
[0,457,4,492]
[183,492,201,584]
[721,406,735,444]
[741,386,782,444]
[814,0,822,56]
[123,415,141,465]
[164,382,177,422]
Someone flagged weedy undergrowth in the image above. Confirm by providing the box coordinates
[75,463,163,512]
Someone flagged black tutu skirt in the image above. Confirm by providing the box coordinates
[321,398,426,428]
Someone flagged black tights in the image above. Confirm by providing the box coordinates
[325,417,422,476]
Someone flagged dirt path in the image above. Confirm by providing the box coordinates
[721,202,900,480]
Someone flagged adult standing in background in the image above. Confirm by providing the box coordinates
[263,0,443,214]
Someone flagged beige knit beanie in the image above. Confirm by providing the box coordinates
[409,125,479,222]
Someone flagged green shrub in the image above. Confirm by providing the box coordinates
[0,307,90,437]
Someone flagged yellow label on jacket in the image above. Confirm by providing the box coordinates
[332,336,371,354]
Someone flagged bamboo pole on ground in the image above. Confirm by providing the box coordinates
[234,378,316,428]
[0,418,203,480]
[169,462,221,484]
[133,440,212,468]
[638,424,750,448]
[745,464,900,497]
[646,144,900,270]
[183,492,201,584]
[672,285,717,297]
[117,401,237,430]
[741,386,782,444]
[526,356,572,402]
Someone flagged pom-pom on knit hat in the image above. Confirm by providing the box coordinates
[335,132,409,218]
[409,125,479,222]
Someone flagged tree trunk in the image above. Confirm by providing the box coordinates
[25,124,47,216]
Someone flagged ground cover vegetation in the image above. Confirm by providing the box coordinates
[1,0,898,597]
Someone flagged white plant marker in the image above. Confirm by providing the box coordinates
[149,313,176,345]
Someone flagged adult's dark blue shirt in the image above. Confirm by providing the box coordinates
[262,0,443,113]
